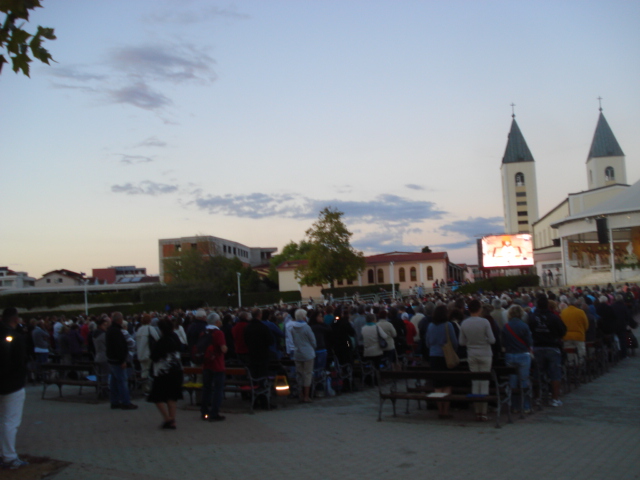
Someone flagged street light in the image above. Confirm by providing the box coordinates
[237,272,242,307]
[81,272,89,315]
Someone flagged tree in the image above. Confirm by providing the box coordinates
[297,207,365,288]
[1,0,56,76]
[267,239,312,284]
[421,246,432,253]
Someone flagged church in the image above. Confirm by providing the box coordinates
[500,104,640,287]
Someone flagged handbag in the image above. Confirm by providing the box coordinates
[442,322,460,369]
[376,326,388,350]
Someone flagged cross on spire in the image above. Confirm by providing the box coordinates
[597,96,603,112]
[510,103,516,118]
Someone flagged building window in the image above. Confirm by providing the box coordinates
[516,192,526,197]
[517,211,528,216]
[367,269,374,284]
[337,279,343,286]
[399,268,405,282]
[518,220,528,224]
[175,244,182,252]
[516,201,527,206]
[377,268,384,283]
[57,278,63,283]
[605,166,615,181]
[191,243,197,249]
[427,266,433,281]
[46,278,51,284]
[515,172,525,187]
[347,279,353,285]
[410,267,417,282]
[233,247,236,254]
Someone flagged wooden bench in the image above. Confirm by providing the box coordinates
[377,369,511,428]
[183,366,271,413]
[41,363,99,399]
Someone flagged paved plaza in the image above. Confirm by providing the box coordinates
[12,351,640,480]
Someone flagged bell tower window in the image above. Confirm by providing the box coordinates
[515,172,525,187]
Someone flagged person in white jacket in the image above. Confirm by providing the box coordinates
[135,314,160,393]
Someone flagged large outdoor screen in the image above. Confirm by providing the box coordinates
[480,234,534,268]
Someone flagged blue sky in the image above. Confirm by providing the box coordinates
[2,0,639,277]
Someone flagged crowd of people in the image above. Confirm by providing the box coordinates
[1,282,638,469]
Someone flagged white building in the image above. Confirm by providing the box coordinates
[0,267,35,290]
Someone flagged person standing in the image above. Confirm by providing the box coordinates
[501,305,533,413]
[459,299,495,422]
[31,320,50,377]
[0,307,29,469]
[135,314,160,394]
[106,312,137,410]
[201,316,227,422]
[290,309,316,402]
[147,319,183,429]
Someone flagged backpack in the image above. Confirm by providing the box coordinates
[191,330,214,365]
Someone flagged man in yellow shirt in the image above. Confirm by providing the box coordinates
[560,298,589,364]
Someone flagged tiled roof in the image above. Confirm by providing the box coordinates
[587,112,624,160]
[365,252,448,264]
[502,119,534,164]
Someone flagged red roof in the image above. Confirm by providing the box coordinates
[277,259,308,270]
[365,251,448,264]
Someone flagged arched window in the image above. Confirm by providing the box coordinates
[377,268,384,284]
[399,267,406,282]
[410,267,417,282]
[605,166,615,181]
[515,172,525,187]
[367,269,374,284]
[427,266,434,281]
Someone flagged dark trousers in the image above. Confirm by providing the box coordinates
[201,369,225,417]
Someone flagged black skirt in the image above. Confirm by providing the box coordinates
[147,369,184,403]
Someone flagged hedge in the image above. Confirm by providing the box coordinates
[455,275,540,295]
[6,285,302,315]
[321,284,399,298]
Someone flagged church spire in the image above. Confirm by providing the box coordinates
[502,117,534,164]
[587,108,624,161]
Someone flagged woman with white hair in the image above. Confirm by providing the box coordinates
[290,309,317,402]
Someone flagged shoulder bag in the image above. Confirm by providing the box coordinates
[376,326,388,350]
[443,322,460,369]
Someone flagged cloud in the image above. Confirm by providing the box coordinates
[118,154,154,165]
[440,217,504,238]
[193,192,445,223]
[111,181,178,195]
[134,136,167,148]
[49,65,107,82]
[434,240,478,250]
[352,227,424,254]
[145,6,249,24]
[405,184,424,190]
[47,44,216,113]
[108,82,172,110]
[108,44,216,83]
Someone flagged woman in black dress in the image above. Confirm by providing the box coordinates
[147,319,183,429]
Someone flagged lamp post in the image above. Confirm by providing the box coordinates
[237,272,242,307]
[81,272,89,315]
[390,262,395,300]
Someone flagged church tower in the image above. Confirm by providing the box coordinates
[500,112,539,234]
[586,104,626,190]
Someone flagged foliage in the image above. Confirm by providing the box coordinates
[297,207,366,288]
[267,240,312,284]
[163,248,268,294]
[421,246,432,253]
[1,0,56,76]
[455,274,539,295]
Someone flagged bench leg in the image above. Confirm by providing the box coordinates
[378,398,385,421]
[391,398,397,417]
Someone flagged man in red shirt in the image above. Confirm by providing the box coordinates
[201,316,227,422]
[232,312,250,364]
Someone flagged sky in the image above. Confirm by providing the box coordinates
[2,0,639,278]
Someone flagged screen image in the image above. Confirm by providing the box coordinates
[481,234,533,268]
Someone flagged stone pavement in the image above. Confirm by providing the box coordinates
[14,353,640,480]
